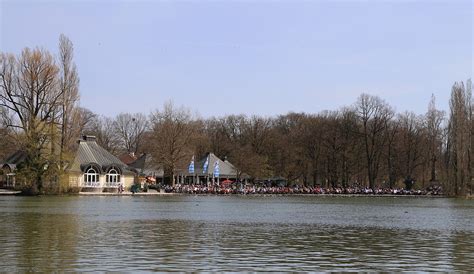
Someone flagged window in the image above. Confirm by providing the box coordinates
[84,167,100,187]
[106,168,121,187]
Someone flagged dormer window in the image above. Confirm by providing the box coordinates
[84,166,100,187]
[105,168,121,187]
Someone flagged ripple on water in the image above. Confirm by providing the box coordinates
[0,196,473,271]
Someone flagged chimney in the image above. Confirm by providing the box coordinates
[82,135,97,142]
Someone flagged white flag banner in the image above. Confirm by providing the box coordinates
[214,160,220,177]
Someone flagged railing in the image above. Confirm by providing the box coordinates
[104,182,120,188]
[82,181,101,187]
[80,178,123,188]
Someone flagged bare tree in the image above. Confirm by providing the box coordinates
[385,119,399,188]
[397,112,425,184]
[113,113,148,154]
[242,116,272,156]
[57,34,80,169]
[468,79,473,195]
[299,114,324,185]
[425,94,445,183]
[320,111,344,187]
[85,115,120,155]
[267,113,304,183]
[75,107,97,135]
[204,117,233,158]
[149,102,195,185]
[447,81,470,196]
[355,94,394,190]
[225,115,273,179]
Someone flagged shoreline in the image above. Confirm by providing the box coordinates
[77,191,448,198]
[0,189,21,195]
[0,189,456,198]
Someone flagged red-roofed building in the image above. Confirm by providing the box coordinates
[119,152,138,165]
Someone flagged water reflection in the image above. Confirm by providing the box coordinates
[0,198,79,272]
[0,196,473,271]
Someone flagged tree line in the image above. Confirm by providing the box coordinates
[0,36,472,196]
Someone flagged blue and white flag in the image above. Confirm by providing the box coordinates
[188,155,195,174]
[202,155,209,173]
[213,160,220,177]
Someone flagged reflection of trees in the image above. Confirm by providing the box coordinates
[2,197,473,272]
[136,220,213,271]
[12,198,78,271]
[451,231,474,271]
[139,221,474,272]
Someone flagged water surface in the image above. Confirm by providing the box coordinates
[0,195,472,271]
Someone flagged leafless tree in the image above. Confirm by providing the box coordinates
[242,116,273,156]
[149,102,195,185]
[355,94,394,190]
[425,94,445,183]
[320,111,344,187]
[84,115,120,155]
[468,79,473,195]
[397,111,425,182]
[75,107,97,134]
[385,119,399,188]
[113,112,148,154]
[299,114,324,185]
[57,34,80,168]
[447,81,471,196]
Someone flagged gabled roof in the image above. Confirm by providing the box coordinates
[189,153,238,177]
[129,153,163,176]
[1,150,28,171]
[0,137,133,175]
[69,136,133,175]
[2,150,27,165]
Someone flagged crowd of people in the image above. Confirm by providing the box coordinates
[159,184,443,196]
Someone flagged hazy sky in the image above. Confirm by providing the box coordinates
[0,0,472,118]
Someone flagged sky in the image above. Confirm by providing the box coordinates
[0,0,472,118]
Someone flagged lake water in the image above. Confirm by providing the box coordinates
[0,195,473,271]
